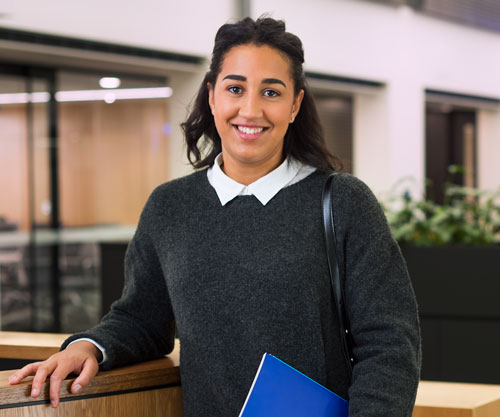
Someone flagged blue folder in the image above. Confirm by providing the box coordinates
[239,353,349,417]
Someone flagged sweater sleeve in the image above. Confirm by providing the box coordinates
[332,174,421,417]
[60,188,176,370]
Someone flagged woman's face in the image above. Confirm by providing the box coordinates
[208,44,303,175]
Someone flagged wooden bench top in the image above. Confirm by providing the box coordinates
[0,332,180,407]
[0,331,70,360]
[413,380,500,417]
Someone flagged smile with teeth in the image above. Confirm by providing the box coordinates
[236,125,266,134]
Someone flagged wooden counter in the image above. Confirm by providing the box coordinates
[0,332,69,360]
[414,381,500,417]
[0,332,183,416]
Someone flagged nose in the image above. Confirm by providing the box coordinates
[239,92,262,119]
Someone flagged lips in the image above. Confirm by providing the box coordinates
[233,124,269,141]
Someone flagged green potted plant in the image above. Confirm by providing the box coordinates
[381,165,500,384]
[383,165,500,246]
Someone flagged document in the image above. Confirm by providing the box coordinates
[239,353,349,417]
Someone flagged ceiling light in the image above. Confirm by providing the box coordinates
[56,87,173,102]
[0,92,50,104]
[0,87,172,105]
[99,77,121,89]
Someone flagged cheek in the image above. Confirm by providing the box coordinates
[270,106,292,131]
[214,101,237,124]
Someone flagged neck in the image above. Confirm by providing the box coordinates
[221,155,284,186]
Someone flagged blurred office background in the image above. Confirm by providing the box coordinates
[0,0,499,379]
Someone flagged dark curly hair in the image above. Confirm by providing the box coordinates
[181,16,342,172]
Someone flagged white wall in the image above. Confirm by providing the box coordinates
[0,0,236,56]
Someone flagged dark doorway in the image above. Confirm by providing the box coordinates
[425,104,476,203]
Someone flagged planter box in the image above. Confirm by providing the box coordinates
[400,245,500,384]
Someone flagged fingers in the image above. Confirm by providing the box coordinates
[31,362,57,400]
[8,354,98,408]
[8,362,42,385]
[7,345,100,408]
[71,357,99,395]
[49,361,74,407]
[8,361,60,403]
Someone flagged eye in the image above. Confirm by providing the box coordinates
[263,89,280,98]
[228,86,243,94]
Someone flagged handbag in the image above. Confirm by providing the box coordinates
[322,172,355,380]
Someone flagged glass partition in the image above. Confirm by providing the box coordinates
[0,66,171,333]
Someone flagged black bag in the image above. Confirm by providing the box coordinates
[322,173,356,380]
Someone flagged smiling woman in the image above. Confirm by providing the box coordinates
[9,16,421,417]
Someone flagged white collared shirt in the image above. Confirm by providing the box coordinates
[207,153,316,206]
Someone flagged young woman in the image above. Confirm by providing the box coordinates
[10,17,421,416]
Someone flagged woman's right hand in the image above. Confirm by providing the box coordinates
[7,340,101,408]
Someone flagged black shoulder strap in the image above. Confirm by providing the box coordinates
[322,172,355,380]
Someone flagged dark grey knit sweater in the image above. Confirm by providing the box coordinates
[62,169,421,417]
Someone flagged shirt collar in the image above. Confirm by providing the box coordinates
[207,153,305,206]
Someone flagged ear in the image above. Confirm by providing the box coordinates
[207,82,215,115]
[290,89,304,123]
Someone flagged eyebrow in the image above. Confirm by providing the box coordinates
[222,74,287,88]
